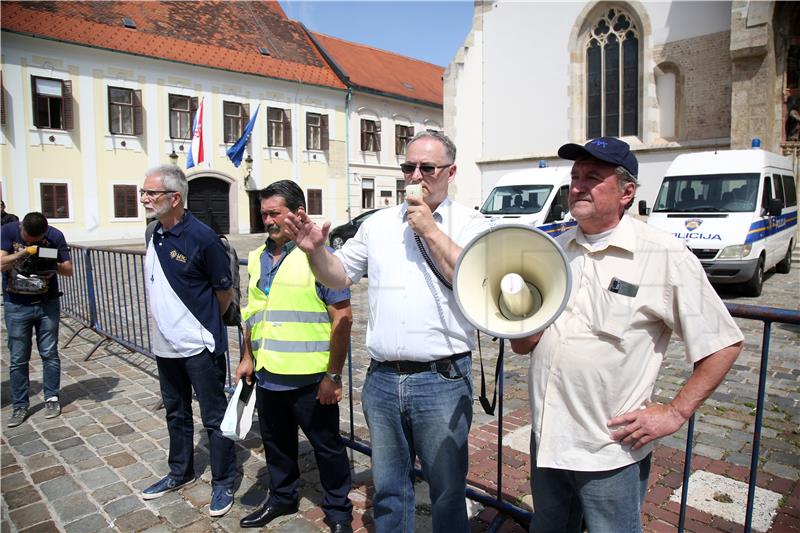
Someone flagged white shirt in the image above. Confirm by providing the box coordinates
[145,237,215,358]
[335,198,488,361]
[529,215,743,471]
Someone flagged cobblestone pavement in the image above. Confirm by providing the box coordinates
[1,234,798,532]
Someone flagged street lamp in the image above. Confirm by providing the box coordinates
[244,154,253,186]
[169,150,178,165]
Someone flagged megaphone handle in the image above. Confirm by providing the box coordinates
[414,233,452,291]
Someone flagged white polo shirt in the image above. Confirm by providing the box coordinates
[529,215,743,471]
[335,198,488,361]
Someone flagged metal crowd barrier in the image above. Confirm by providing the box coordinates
[58,246,800,531]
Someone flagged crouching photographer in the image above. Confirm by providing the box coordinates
[1,212,72,428]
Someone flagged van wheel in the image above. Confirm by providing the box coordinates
[743,257,764,297]
[776,242,793,274]
[331,235,345,249]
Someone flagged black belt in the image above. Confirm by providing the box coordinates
[372,352,471,374]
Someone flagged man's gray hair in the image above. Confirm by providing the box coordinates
[146,165,188,202]
[408,130,457,163]
[615,166,637,209]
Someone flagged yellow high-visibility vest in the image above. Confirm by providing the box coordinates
[242,245,330,374]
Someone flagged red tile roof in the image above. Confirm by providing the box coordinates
[1,1,346,90]
[311,32,443,107]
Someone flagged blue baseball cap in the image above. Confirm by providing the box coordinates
[558,137,638,179]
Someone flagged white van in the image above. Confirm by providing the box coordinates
[480,167,576,237]
[641,149,797,296]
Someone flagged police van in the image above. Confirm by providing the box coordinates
[479,166,576,237]
[640,148,797,296]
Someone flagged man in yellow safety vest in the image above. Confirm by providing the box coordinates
[236,180,353,533]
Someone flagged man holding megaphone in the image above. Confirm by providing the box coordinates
[510,137,743,533]
[286,130,487,533]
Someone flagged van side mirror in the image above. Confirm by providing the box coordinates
[638,200,650,216]
[767,198,783,217]
[545,204,565,223]
[474,205,479,210]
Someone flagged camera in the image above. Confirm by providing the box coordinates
[9,246,58,295]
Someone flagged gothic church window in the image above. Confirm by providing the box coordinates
[586,8,639,139]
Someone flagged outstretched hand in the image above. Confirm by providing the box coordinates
[607,400,687,450]
[285,209,330,253]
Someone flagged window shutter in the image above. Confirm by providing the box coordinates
[360,119,367,151]
[62,80,74,130]
[374,120,381,152]
[306,113,312,149]
[242,103,250,139]
[190,96,198,125]
[267,107,275,147]
[133,89,143,136]
[409,126,415,138]
[321,114,329,150]
[107,86,114,133]
[283,108,292,147]
[32,77,41,128]
[114,186,124,217]
[395,125,402,155]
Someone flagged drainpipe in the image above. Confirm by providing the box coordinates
[345,86,352,222]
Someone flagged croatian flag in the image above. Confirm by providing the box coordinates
[186,97,205,169]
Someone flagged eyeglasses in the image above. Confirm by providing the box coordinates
[139,189,176,199]
[399,162,453,176]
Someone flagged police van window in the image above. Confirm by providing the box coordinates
[761,176,772,209]
[782,175,797,207]
[773,174,785,207]
[654,174,757,213]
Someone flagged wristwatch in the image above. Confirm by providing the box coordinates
[325,372,342,384]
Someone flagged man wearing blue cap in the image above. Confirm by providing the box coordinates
[511,137,743,532]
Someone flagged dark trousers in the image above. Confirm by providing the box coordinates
[257,382,353,524]
[156,350,235,490]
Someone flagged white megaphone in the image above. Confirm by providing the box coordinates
[453,224,572,339]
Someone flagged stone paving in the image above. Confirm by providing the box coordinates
[1,234,798,532]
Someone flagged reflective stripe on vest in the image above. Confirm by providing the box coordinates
[242,246,330,375]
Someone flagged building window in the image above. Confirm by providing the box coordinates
[113,185,138,218]
[361,178,374,209]
[306,113,329,150]
[360,119,381,152]
[32,76,73,130]
[268,107,292,147]
[655,64,678,140]
[396,179,406,204]
[169,94,197,140]
[224,101,249,144]
[108,87,142,135]
[586,8,639,138]
[307,188,323,215]
[40,183,69,219]
[395,124,414,155]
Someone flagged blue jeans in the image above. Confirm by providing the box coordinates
[4,299,61,408]
[362,355,473,533]
[529,432,651,533]
[156,350,235,490]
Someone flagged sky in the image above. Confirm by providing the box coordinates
[278,1,474,67]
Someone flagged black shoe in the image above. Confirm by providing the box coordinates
[239,502,299,528]
[329,521,353,533]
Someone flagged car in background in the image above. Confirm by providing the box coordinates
[328,209,378,249]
